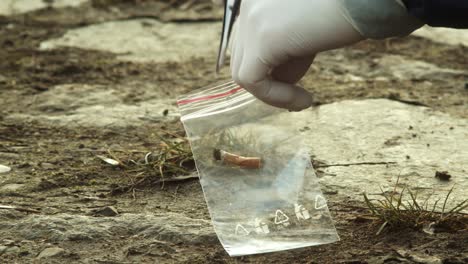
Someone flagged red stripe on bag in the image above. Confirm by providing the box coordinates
[177,86,243,105]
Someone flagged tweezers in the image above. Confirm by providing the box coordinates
[216,0,242,73]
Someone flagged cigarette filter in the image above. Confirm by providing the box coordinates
[213,148,262,169]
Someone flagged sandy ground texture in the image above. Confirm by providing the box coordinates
[0,0,467,263]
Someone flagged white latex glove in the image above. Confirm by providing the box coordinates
[231,0,364,111]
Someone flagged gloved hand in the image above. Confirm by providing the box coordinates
[230,0,423,111]
[230,0,364,111]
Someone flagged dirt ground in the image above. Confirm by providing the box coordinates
[0,1,467,263]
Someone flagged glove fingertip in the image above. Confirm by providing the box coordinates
[287,90,313,112]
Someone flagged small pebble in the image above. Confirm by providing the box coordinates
[0,246,7,254]
[311,214,323,220]
[93,206,119,217]
[5,246,20,254]
[1,239,15,246]
[40,163,55,169]
[435,171,451,181]
[37,247,65,259]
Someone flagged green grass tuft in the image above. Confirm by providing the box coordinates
[363,176,467,235]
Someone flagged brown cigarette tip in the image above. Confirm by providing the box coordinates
[213,148,222,161]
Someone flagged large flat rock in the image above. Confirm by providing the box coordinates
[413,26,468,47]
[291,99,467,209]
[0,212,215,244]
[317,52,466,82]
[0,0,88,16]
[40,19,220,63]
[369,55,466,81]
[6,83,179,127]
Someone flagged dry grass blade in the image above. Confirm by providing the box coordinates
[104,133,195,195]
[441,186,454,216]
[363,179,467,234]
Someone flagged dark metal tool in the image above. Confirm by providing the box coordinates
[216,0,241,73]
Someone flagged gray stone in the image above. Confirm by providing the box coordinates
[2,213,215,244]
[1,239,15,246]
[413,26,468,47]
[5,246,20,254]
[0,0,88,16]
[40,19,219,63]
[37,247,66,259]
[0,245,7,254]
[40,162,55,169]
[275,99,468,211]
[0,184,25,192]
[93,206,119,217]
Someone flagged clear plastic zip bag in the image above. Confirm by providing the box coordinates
[178,81,339,256]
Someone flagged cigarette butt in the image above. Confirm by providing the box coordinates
[213,149,262,169]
